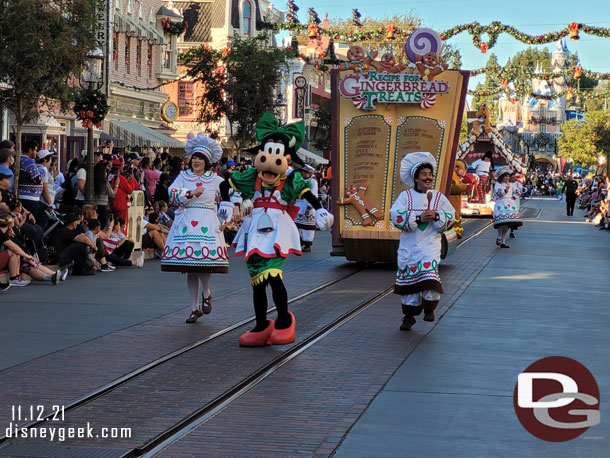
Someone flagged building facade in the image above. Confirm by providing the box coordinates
[161,0,283,147]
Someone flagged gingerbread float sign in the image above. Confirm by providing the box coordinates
[330,28,470,263]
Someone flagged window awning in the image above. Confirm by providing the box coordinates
[297,147,329,166]
[109,121,185,149]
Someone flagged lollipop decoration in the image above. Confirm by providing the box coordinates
[405,28,448,81]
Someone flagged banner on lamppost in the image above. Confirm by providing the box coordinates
[94,0,109,96]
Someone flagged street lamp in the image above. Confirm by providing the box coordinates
[79,48,104,205]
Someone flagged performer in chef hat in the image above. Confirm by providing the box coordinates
[390,151,456,331]
[492,166,522,248]
[161,132,228,324]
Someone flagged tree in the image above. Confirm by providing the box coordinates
[0,0,96,190]
[181,33,293,154]
[558,110,610,166]
[310,99,331,152]
[472,53,501,120]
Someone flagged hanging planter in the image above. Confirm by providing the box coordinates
[73,89,109,129]
[161,18,187,36]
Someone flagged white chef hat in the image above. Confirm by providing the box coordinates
[494,166,512,180]
[399,151,437,187]
[184,132,223,163]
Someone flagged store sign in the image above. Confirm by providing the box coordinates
[339,70,450,110]
[293,75,307,119]
[95,0,109,95]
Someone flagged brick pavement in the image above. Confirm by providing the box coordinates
[0,269,395,457]
[0,257,355,432]
[151,225,500,457]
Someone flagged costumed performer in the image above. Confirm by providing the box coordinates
[218,111,333,347]
[449,159,467,238]
[390,151,456,331]
[509,171,523,239]
[470,151,493,203]
[492,167,522,248]
[294,164,318,252]
[161,133,229,324]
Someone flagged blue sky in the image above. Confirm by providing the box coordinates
[291,0,610,78]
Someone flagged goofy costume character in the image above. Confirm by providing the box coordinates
[218,112,333,346]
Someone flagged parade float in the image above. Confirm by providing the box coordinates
[330,29,469,263]
[458,110,528,217]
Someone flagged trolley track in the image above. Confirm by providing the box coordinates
[0,219,492,456]
[125,220,493,457]
[0,267,361,445]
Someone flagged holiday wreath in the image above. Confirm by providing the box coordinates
[73,89,109,129]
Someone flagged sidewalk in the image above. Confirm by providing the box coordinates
[334,197,610,457]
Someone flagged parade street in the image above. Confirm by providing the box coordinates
[0,196,608,457]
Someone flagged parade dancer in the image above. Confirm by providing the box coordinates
[492,167,522,248]
[294,164,318,252]
[509,171,523,239]
[161,133,228,323]
[218,112,333,346]
[470,151,493,203]
[390,152,455,331]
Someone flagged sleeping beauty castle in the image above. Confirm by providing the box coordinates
[496,40,571,167]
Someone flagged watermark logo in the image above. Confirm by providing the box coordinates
[513,356,600,441]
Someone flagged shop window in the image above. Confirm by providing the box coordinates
[243,0,252,36]
[125,37,130,73]
[178,82,195,117]
[136,40,142,76]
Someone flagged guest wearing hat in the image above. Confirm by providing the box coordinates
[161,132,229,324]
[223,161,237,180]
[390,152,456,331]
[492,166,522,248]
[35,148,55,230]
[294,164,318,252]
[0,147,16,188]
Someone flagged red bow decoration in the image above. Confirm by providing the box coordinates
[480,43,489,54]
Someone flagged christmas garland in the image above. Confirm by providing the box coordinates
[260,20,610,52]
[468,63,610,81]
[161,18,187,36]
[73,89,109,129]
[468,86,610,103]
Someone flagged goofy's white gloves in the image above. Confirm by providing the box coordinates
[218,201,235,224]
[315,208,334,231]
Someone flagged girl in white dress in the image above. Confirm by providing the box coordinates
[161,133,228,323]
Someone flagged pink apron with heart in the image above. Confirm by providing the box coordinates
[161,170,229,273]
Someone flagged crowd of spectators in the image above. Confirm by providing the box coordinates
[0,138,332,292]
[578,175,610,230]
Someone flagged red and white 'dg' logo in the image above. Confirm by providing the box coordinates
[514,356,600,441]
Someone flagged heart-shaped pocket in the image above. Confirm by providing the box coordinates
[194,250,201,256]
[396,215,404,223]
[196,183,203,187]
[201,227,208,234]
[191,220,198,227]
[210,249,216,256]
[417,222,429,231]
[423,262,431,269]
[409,266,417,273]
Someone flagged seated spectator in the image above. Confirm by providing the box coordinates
[153,200,173,227]
[141,208,168,255]
[50,213,97,276]
[154,173,171,204]
[0,148,15,189]
[85,219,115,272]
[0,211,32,287]
[103,217,144,268]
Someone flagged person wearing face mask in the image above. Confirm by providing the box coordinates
[160,133,228,324]
[390,152,456,331]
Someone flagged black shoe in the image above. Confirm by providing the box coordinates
[201,296,212,314]
[509,232,515,238]
[0,282,10,292]
[186,309,203,323]
[496,239,501,247]
[400,315,416,331]
[500,244,510,248]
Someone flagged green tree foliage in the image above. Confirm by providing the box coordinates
[181,33,293,154]
[472,53,500,120]
[0,0,96,187]
[558,110,610,166]
[310,99,331,152]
